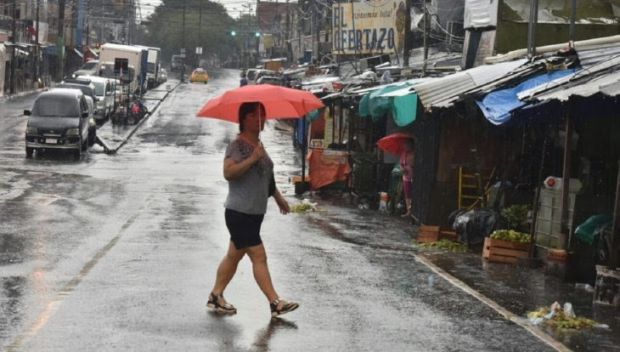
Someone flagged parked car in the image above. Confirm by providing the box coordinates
[73,75,116,121]
[57,80,98,116]
[158,68,168,84]
[72,60,99,77]
[189,68,209,83]
[246,68,276,84]
[256,75,284,86]
[24,89,92,159]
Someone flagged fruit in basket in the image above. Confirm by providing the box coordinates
[490,229,532,243]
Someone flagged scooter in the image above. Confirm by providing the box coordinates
[128,98,148,124]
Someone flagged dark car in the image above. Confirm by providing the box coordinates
[24,89,92,159]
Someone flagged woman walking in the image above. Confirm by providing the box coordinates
[207,102,299,317]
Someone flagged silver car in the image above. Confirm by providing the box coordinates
[24,89,92,159]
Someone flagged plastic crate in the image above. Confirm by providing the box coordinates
[535,188,575,248]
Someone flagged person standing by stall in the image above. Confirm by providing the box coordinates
[207,102,300,318]
[400,139,415,218]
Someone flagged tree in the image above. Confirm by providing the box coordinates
[143,0,237,66]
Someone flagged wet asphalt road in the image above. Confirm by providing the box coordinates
[0,70,556,351]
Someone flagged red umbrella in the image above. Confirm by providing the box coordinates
[196,84,324,122]
[377,132,414,156]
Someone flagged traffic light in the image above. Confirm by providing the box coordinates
[255,32,260,37]
[231,30,236,36]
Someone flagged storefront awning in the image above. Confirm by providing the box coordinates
[476,68,576,125]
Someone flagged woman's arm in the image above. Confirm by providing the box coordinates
[273,188,290,214]
[223,143,265,180]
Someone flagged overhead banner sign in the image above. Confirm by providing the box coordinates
[332,0,405,55]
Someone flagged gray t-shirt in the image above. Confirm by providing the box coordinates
[224,137,274,215]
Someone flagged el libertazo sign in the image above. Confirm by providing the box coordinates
[332,0,407,55]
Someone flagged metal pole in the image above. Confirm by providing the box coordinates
[527,0,539,58]
[10,0,17,94]
[58,0,66,81]
[181,3,186,82]
[422,2,429,76]
[403,0,412,67]
[569,0,577,42]
[286,0,291,61]
[559,108,573,250]
[611,160,620,269]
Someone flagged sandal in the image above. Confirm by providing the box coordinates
[270,298,299,317]
[207,293,237,314]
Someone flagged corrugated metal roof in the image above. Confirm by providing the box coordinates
[518,56,620,101]
[528,69,620,102]
[414,59,527,110]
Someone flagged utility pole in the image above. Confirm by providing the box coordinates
[35,0,40,84]
[422,2,430,76]
[286,0,291,61]
[181,3,186,82]
[527,0,539,58]
[198,2,202,68]
[10,0,17,94]
[403,0,412,67]
[569,0,577,42]
[58,0,66,81]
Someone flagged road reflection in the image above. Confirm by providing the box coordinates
[253,317,298,352]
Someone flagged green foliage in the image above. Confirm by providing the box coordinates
[501,204,529,230]
[142,0,238,63]
[417,239,468,252]
[490,229,532,244]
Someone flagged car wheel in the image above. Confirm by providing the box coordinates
[25,147,34,158]
[88,128,96,146]
[73,148,81,160]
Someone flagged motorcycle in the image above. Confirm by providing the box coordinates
[111,97,147,125]
[128,98,148,124]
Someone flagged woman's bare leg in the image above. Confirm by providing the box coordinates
[211,241,246,295]
[246,244,278,302]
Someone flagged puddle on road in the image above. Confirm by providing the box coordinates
[0,233,25,265]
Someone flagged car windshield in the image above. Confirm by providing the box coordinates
[32,96,80,117]
[91,82,104,96]
[81,61,98,70]
[57,84,95,98]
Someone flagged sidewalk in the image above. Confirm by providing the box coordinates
[298,195,619,352]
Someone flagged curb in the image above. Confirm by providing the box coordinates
[0,87,48,103]
[414,254,572,352]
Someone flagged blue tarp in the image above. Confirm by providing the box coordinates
[476,69,576,125]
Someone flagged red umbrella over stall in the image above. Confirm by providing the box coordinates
[377,132,415,156]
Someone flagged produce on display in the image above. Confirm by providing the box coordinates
[417,239,468,252]
[490,229,532,243]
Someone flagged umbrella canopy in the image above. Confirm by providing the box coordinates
[196,84,324,122]
[377,132,414,156]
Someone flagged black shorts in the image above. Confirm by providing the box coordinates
[225,208,265,249]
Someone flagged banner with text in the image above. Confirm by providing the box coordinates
[332,0,406,55]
